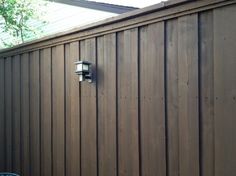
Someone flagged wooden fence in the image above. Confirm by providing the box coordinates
[0,0,236,176]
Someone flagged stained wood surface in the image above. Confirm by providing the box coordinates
[166,18,179,176]
[52,45,65,176]
[12,55,21,174]
[65,42,80,176]
[177,14,199,176]
[199,11,214,176]
[117,29,139,176]
[20,53,30,176]
[0,2,236,176]
[97,34,117,176]
[5,57,12,172]
[140,23,166,176]
[29,51,41,176]
[214,5,236,176]
[80,38,97,176]
[40,48,52,176]
[0,58,5,171]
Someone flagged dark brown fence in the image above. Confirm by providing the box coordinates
[0,0,236,176]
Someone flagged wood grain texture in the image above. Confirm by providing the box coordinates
[20,53,30,176]
[97,34,117,176]
[199,11,214,176]
[80,38,97,176]
[117,29,139,176]
[40,48,52,176]
[52,45,65,176]
[166,18,179,176]
[12,55,21,174]
[65,42,80,176]
[5,57,12,172]
[0,58,5,171]
[177,14,199,176]
[214,5,236,176]
[29,50,41,176]
[139,23,166,176]
[0,3,236,176]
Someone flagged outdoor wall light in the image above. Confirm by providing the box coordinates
[75,61,93,83]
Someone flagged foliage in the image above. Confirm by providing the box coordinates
[0,0,47,47]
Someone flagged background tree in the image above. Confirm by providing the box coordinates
[0,0,47,47]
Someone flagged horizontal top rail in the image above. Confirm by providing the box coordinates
[0,0,235,57]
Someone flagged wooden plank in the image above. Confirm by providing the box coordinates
[5,57,12,172]
[0,58,5,171]
[97,34,117,176]
[20,53,30,176]
[177,14,199,176]
[139,23,166,176]
[117,29,139,176]
[214,5,236,176]
[166,18,179,176]
[40,48,52,176]
[80,38,97,176]
[29,50,41,176]
[52,45,65,176]
[12,55,21,174]
[65,42,80,176]
[199,11,214,176]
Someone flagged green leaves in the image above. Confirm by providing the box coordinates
[0,0,47,47]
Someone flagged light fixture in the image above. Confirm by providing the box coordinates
[75,61,93,83]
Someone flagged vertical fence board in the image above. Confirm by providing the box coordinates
[199,11,214,176]
[0,58,5,171]
[177,14,199,176]
[12,55,21,174]
[5,57,12,172]
[80,38,97,176]
[52,45,65,176]
[30,50,41,176]
[65,42,80,176]
[21,53,30,176]
[166,18,179,176]
[97,34,117,176]
[40,48,52,176]
[140,22,166,176]
[117,29,139,176]
[214,5,236,176]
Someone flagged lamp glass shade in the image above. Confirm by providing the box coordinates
[76,63,83,72]
[83,64,89,71]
